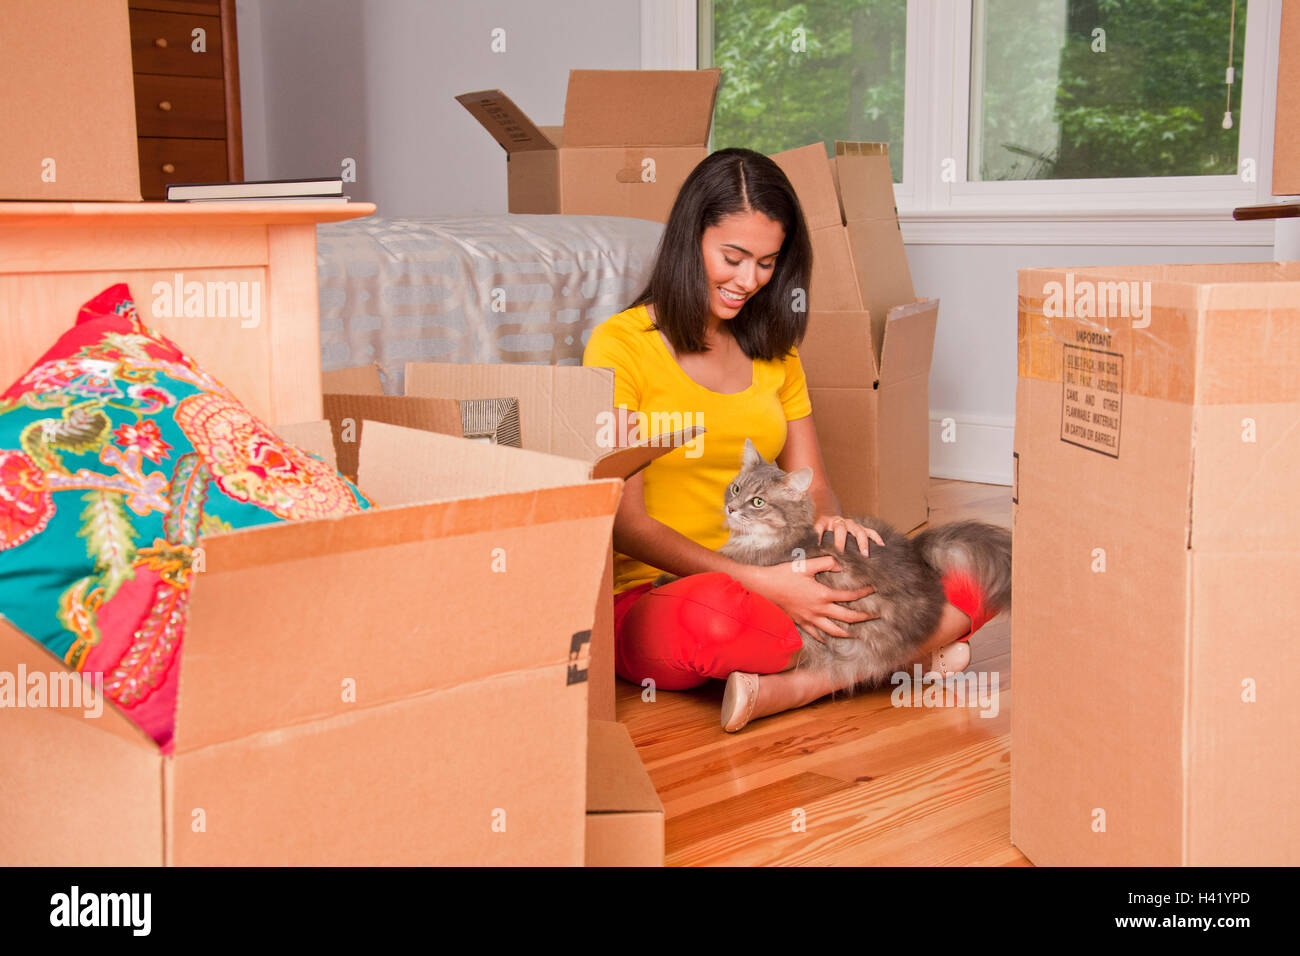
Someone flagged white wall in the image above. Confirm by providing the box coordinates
[237,0,641,216]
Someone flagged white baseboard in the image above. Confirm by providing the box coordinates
[928,411,1014,486]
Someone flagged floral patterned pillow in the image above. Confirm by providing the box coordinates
[0,284,371,751]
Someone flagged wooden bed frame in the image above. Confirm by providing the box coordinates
[0,201,375,424]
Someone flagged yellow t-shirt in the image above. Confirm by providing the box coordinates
[582,303,814,595]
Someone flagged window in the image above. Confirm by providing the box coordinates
[970,0,1249,181]
[699,0,908,180]
[681,0,1278,241]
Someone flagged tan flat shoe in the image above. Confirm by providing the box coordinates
[721,671,760,733]
[927,640,972,679]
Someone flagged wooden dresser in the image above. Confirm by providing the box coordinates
[128,0,243,198]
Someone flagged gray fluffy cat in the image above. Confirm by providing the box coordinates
[655,438,1012,690]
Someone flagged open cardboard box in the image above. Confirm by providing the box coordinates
[586,720,664,867]
[771,142,938,531]
[321,360,705,723]
[457,69,720,223]
[1012,261,1300,865]
[0,0,141,200]
[0,419,622,865]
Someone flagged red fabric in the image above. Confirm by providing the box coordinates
[942,569,992,643]
[613,568,995,687]
[612,572,803,689]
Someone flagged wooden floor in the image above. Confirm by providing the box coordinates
[615,478,1029,866]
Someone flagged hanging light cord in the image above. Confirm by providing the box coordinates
[1223,0,1238,129]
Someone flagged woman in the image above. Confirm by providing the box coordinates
[582,148,995,732]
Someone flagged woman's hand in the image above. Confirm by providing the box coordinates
[813,514,884,554]
[738,558,877,642]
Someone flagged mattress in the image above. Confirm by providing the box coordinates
[316,214,664,394]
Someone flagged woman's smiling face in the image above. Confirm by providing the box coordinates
[700,210,786,323]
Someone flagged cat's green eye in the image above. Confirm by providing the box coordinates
[730,483,739,495]
[751,497,765,508]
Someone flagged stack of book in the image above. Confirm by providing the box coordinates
[165,178,347,203]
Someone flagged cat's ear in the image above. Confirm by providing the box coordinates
[742,437,763,468]
[785,467,814,495]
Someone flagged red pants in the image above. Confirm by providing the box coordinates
[613,570,991,690]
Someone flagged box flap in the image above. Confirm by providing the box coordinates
[587,720,664,814]
[357,420,594,506]
[323,393,465,478]
[174,442,621,753]
[833,142,897,221]
[562,69,720,147]
[273,420,338,469]
[878,298,938,387]
[321,363,385,396]
[590,427,707,480]
[845,219,917,336]
[456,89,557,153]
[405,362,611,462]
[769,143,842,231]
[798,310,879,384]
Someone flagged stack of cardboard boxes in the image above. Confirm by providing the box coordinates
[771,142,938,531]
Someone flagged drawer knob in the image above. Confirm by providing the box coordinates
[158,100,172,111]
[154,37,168,48]
[161,163,176,174]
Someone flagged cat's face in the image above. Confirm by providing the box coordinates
[722,438,815,544]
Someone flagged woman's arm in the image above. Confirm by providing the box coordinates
[778,415,841,517]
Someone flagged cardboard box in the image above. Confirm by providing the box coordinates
[0,421,620,865]
[1273,0,1298,196]
[0,0,141,200]
[770,142,938,531]
[1011,261,1300,866]
[457,69,720,223]
[586,720,664,867]
[325,361,703,723]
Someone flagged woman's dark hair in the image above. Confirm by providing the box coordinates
[627,147,813,362]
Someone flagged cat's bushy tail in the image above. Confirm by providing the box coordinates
[911,520,1012,618]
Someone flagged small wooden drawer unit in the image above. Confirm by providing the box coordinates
[129,0,243,198]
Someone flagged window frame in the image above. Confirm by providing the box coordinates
[673,0,1282,246]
